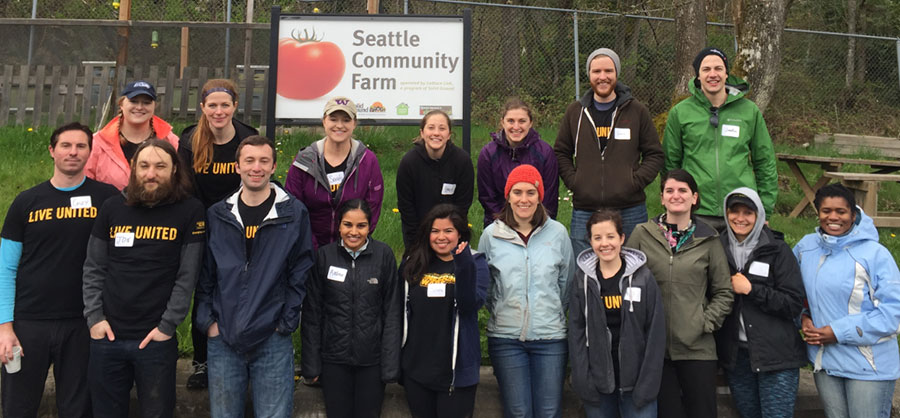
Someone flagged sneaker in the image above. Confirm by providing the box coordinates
[186,361,208,390]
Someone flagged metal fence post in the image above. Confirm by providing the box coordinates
[27,0,37,65]
[896,39,900,92]
[225,0,232,78]
[573,11,579,100]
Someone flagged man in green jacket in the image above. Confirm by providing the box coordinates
[663,48,777,230]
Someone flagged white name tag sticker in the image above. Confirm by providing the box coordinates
[613,128,631,140]
[624,287,641,302]
[327,172,345,187]
[70,196,92,209]
[427,283,446,298]
[721,124,740,138]
[748,261,770,277]
[441,183,457,196]
[114,232,135,248]
[327,266,348,282]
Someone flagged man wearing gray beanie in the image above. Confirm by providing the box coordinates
[554,47,664,254]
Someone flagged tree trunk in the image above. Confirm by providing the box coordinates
[672,0,707,100]
[845,0,858,89]
[732,0,790,113]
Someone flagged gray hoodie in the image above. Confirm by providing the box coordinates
[568,247,666,407]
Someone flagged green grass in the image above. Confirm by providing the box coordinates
[3,125,900,359]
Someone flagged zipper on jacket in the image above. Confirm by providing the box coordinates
[519,246,531,341]
[350,252,357,362]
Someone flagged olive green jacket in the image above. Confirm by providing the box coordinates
[626,217,733,361]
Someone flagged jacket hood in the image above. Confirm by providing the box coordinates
[292,137,368,187]
[689,74,749,107]
[579,80,634,108]
[489,128,540,151]
[723,187,767,267]
[98,115,174,145]
[814,205,877,250]
[576,246,647,279]
[411,139,460,162]
[223,182,292,226]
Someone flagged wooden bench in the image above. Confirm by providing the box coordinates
[823,172,900,228]
[814,133,900,159]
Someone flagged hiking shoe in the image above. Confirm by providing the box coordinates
[186,361,208,390]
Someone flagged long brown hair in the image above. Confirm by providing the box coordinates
[401,204,471,285]
[125,138,193,206]
[191,79,239,172]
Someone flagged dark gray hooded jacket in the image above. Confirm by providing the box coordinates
[568,247,666,407]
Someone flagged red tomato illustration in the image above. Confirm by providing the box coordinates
[277,29,346,100]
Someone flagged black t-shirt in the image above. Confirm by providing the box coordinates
[0,179,118,320]
[237,189,276,256]
[402,258,455,390]
[91,195,206,339]
[324,153,349,196]
[121,140,140,162]
[597,258,625,384]
[192,137,241,208]
[588,98,616,153]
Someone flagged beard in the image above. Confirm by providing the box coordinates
[125,178,174,207]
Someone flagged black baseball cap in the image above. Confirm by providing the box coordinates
[122,80,157,100]
[726,193,757,212]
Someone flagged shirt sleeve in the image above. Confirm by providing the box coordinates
[0,239,22,324]
[157,201,206,336]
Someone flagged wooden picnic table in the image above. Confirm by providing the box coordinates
[777,153,900,217]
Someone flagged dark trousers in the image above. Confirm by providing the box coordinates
[657,359,717,418]
[726,348,799,418]
[402,377,477,418]
[320,362,385,418]
[88,337,177,418]
[1,318,91,418]
[190,293,207,365]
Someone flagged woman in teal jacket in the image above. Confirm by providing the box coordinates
[479,164,575,418]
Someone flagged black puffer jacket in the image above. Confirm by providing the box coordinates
[715,227,808,372]
[301,238,402,382]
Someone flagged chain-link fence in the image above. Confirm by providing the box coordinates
[1,0,899,137]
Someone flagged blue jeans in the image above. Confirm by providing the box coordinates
[88,337,177,418]
[813,372,896,418]
[583,392,657,418]
[570,204,647,256]
[208,332,294,418]
[726,348,798,418]
[488,337,568,418]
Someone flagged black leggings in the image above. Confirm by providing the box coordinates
[321,362,386,418]
[402,377,477,418]
[657,358,718,418]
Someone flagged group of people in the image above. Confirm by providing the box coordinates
[0,43,896,418]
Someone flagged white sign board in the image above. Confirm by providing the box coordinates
[274,15,465,122]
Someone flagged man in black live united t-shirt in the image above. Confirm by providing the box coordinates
[0,123,118,417]
[83,139,206,418]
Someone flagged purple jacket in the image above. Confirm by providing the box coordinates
[285,138,384,249]
[477,128,559,227]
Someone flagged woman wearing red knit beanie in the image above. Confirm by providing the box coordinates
[478,164,575,418]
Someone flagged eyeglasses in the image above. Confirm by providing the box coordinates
[709,107,719,128]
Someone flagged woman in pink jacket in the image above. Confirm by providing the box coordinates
[85,80,180,190]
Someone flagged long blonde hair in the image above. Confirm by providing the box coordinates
[191,79,239,172]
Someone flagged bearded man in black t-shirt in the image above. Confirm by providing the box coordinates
[82,139,206,418]
[0,123,118,418]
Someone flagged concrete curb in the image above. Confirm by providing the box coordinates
[10,359,900,417]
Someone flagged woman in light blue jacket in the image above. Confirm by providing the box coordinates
[794,184,900,418]
[478,164,575,418]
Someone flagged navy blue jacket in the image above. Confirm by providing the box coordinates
[195,185,314,354]
[401,247,490,389]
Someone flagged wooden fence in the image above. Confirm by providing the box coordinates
[0,62,270,130]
